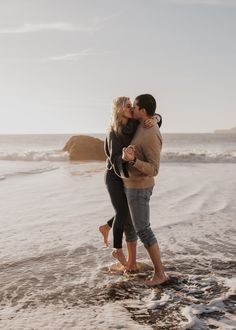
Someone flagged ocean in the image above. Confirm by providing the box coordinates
[0,133,235,330]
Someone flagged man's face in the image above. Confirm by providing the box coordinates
[132,99,141,120]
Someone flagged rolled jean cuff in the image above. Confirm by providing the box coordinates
[137,226,157,247]
[143,236,157,248]
[125,235,138,243]
[124,227,138,242]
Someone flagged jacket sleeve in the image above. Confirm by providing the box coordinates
[132,132,162,177]
[155,113,162,128]
[105,132,129,178]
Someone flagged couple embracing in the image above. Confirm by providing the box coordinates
[99,94,167,286]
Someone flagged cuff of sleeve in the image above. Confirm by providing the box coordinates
[129,157,138,166]
[128,157,136,166]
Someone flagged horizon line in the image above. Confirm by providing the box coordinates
[0,131,226,135]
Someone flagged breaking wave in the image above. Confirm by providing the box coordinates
[0,150,69,162]
[162,151,236,163]
[0,150,236,163]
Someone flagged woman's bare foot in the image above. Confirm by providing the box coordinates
[112,249,127,267]
[145,273,168,286]
[124,262,139,273]
[124,268,139,274]
[99,224,110,247]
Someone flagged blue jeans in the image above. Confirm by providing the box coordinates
[124,187,157,248]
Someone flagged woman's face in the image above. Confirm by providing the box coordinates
[122,99,133,119]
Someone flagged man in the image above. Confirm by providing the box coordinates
[122,94,167,286]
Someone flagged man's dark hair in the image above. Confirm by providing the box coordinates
[135,94,156,116]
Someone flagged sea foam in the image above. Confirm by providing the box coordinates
[161,150,236,163]
[0,149,236,163]
[0,150,69,162]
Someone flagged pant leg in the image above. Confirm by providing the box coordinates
[105,170,129,248]
[107,217,114,228]
[123,208,137,243]
[125,187,157,248]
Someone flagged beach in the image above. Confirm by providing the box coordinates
[0,134,235,330]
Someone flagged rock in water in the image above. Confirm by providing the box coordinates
[63,135,106,161]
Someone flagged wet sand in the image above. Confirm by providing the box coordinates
[0,162,235,329]
[0,244,235,329]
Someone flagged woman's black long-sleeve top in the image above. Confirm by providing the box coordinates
[104,119,139,179]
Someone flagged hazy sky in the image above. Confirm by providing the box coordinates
[0,0,235,133]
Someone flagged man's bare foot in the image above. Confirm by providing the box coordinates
[112,249,127,267]
[145,274,168,286]
[99,224,110,247]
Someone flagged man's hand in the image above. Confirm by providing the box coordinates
[122,145,135,161]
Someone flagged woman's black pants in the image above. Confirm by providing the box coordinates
[105,169,132,249]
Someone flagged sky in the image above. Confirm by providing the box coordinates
[0,0,235,133]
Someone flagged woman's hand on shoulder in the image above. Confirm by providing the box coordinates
[144,118,156,129]
[144,114,162,129]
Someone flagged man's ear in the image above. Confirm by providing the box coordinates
[140,108,146,115]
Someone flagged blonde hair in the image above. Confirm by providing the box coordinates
[110,96,130,134]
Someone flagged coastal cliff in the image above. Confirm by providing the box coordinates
[214,126,236,134]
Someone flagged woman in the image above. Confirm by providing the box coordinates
[100,96,162,270]
[103,97,138,269]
